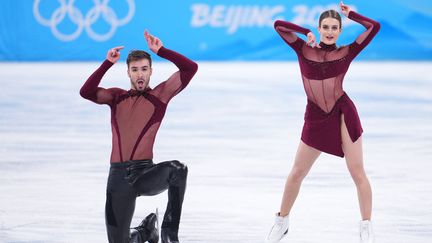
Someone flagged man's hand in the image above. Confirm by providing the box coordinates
[106,46,124,63]
[144,30,163,53]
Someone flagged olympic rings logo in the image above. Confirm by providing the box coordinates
[33,0,135,41]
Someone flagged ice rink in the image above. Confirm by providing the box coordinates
[1,61,431,242]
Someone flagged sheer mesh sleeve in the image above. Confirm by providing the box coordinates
[151,47,198,104]
[80,60,122,106]
[348,11,381,58]
[274,20,311,53]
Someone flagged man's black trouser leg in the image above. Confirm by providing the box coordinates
[105,160,188,243]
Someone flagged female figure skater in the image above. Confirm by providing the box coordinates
[266,2,380,243]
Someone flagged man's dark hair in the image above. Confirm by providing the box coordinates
[126,50,152,68]
[319,10,342,29]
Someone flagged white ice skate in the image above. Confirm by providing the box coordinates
[359,220,374,243]
[266,213,289,243]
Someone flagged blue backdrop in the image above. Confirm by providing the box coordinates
[1,0,431,61]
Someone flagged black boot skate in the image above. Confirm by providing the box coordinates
[131,210,159,243]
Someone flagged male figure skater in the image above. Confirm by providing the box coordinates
[80,30,198,243]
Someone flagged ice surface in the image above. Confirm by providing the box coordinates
[0,61,431,242]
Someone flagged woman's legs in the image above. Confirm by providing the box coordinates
[267,141,321,242]
[279,141,321,216]
[341,115,372,220]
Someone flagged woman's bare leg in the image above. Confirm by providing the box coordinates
[341,115,372,220]
[279,141,321,216]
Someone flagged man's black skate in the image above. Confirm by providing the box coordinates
[130,211,159,243]
[161,227,179,243]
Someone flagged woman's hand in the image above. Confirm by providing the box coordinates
[307,32,321,48]
[340,1,352,17]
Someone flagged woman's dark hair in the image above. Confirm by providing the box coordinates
[127,50,152,68]
[319,10,342,28]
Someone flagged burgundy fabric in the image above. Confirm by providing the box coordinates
[80,47,198,162]
[274,11,380,157]
[301,93,363,157]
